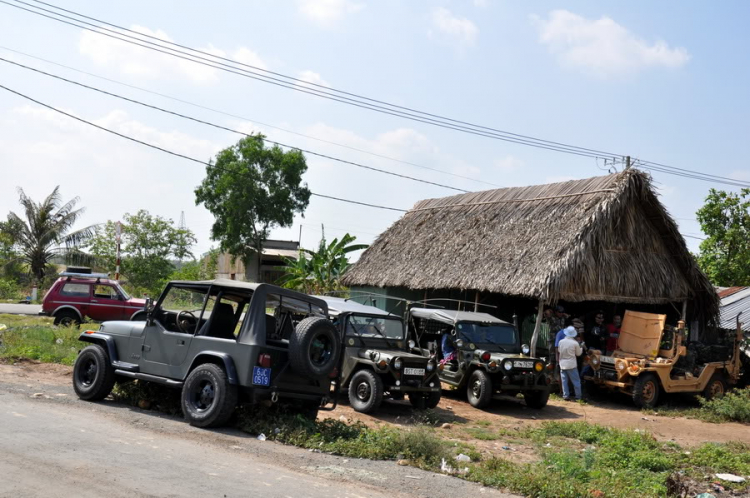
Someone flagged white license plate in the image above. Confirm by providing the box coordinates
[600,356,615,364]
[403,368,425,376]
[514,361,534,369]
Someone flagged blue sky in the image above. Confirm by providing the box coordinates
[1,0,748,259]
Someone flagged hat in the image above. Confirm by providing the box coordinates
[563,326,577,338]
[555,305,565,313]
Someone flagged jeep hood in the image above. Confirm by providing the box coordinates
[358,349,428,363]
[617,311,666,359]
[98,320,146,337]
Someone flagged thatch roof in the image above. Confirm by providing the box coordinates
[343,169,718,321]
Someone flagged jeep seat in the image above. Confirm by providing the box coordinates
[202,302,237,340]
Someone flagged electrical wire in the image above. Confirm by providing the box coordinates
[0,56,469,193]
[0,82,411,214]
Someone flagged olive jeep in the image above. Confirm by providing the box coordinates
[408,308,550,409]
[319,296,441,413]
[585,310,745,408]
[72,279,341,427]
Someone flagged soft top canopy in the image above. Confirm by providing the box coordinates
[409,308,508,326]
[315,296,397,318]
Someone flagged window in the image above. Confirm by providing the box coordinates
[346,316,404,340]
[60,283,89,297]
[265,294,325,340]
[93,285,119,299]
[456,322,518,346]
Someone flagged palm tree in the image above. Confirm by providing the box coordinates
[278,229,368,294]
[5,186,97,283]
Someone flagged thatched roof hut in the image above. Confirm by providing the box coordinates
[342,169,718,322]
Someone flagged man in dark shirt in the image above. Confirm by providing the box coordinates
[585,311,607,352]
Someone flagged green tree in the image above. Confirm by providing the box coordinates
[5,187,96,284]
[695,188,750,286]
[195,134,311,281]
[86,210,197,295]
[279,229,367,294]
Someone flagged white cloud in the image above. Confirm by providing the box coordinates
[473,0,489,7]
[495,155,524,172]
[78,26,267,84]
[532,10,690,77]
[298,70,330,88]
[431,7,478,47]
[297,0,364,25]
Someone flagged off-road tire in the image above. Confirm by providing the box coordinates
[632,373,661,408]
[299,400,321,421]
[702,374,727,401]
[408,392,427,410]
[73,344,116,401]
[290,317,340,378]
[181,363,238,428]
[584,379,601,399]
[524,388,550,409]
[348,369,383,413]
[54,309,81,327]
[425,389,441,409]
[467,369,493,408]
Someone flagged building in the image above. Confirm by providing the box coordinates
[216,239,301,284]
[718,286,750,333]
[342,169,719,347]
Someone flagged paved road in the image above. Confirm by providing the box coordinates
[0,303,42,315]
[0,373,519,498]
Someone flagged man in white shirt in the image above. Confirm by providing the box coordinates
[558,326,583,401]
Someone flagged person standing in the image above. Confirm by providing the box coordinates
[605,315,622,355]
[558,326,583,401]
[585,311,607,352]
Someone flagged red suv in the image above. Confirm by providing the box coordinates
[41,272,147,326]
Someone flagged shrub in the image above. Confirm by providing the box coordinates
[698,388,750,423]
[0,278,21,300]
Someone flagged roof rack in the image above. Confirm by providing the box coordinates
[60,271,110,281]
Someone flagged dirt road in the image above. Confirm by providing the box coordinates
[0,362,517,498]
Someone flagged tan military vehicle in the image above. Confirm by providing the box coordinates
[585,310,744,408]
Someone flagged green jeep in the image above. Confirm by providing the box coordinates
[319,296,441,413]
[72,279,341,427]
[409,308,550,409]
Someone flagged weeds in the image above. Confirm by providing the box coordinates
[0,315,80,365]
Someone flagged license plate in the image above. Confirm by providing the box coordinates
[403,368,425,376]
[514,361,534,369]
[252,366,271,386]
[600,356,615,364]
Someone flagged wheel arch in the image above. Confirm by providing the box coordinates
[78,333,119,363]
[52,305,83,321]
[129,310,147,321]
[186,352,239,385]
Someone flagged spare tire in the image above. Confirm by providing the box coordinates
[289,317,340,378]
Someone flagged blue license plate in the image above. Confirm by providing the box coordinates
[252,366,271,386]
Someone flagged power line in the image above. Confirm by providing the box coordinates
[0,56,469,193]
[0,82,410,214]
[0,45,504,189]
[5,0,748,190]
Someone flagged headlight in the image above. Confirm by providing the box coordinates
[426,361,435,372]
[503,360,513,371]
[408,339,416,349]
[394,359,402,370]
[455,339,464,348]
[592,357,599,365]
[534,362,543,372]
[616,361,626,371]
[521,344,530,355]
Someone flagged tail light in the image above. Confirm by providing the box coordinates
[480,352,491,362]
[258,353,272,368]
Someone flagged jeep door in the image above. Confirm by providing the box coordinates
[88,284,129,321]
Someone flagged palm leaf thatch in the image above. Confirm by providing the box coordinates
[342,169,718,322]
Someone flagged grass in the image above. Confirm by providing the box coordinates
[0,314,81,365]
[645,388,750,424]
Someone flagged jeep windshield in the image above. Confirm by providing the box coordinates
[456,322,518,349]
[346,315,404,340]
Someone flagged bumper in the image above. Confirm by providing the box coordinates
[38,310,49,316]
[494,371,549,391]
[388,385,441,393]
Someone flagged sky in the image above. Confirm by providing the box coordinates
[1,0,748,262]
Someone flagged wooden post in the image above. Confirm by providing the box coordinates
[681,300,687,321]
[530,298,544,357]
[474,291,479,312]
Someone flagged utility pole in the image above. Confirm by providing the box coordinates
[115,221,122,281]
[625,156,631,170]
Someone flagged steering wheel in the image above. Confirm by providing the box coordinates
[176,310,197,333]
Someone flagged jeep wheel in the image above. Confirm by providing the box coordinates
[348,370,383,413]
[409,390,441,410]
[467,370,493,408]
[290,317,340,378]
[299,400,321,421]
[632,373,661,408]
[524,388,550,409]
[54,309,81,327]
[73,344,116,401]
[702,374,727,401]
[181,363,238,428]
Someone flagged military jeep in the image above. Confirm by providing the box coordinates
[72,279,341,427]
[585,310,744,408]
[319,296,441,413]
[409,308,550,409]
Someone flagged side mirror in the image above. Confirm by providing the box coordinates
[143,297,152,312]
